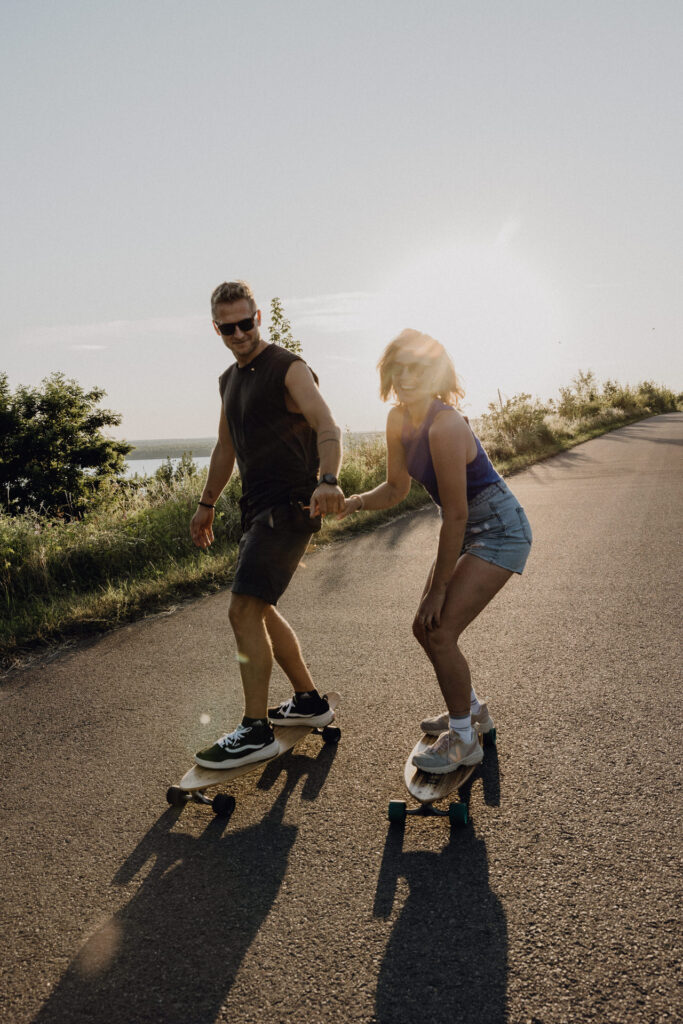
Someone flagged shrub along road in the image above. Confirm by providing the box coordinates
[1,413,681,1024]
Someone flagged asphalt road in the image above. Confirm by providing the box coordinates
[2,413,681,1024]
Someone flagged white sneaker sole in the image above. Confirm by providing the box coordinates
[194,739,278,770]
[269,710,334,728]
[412,748,484,774]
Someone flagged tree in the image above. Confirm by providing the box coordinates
[0,372,132,516]
[268,297,302,354]
[154,451,198,485]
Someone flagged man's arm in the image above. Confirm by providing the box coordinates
[189,406,236,549]
[284,360,344,516]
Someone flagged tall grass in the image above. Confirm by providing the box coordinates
[2,372,680,664]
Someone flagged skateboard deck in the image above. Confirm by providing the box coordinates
[167,691,340,816]
[388,729,490,828]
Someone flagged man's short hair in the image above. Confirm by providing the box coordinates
[211,280,257,318]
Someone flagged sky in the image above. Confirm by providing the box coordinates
[1,0,681,439]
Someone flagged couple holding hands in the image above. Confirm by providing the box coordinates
[190,280,532,777]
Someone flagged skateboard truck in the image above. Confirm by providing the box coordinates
[388,727,496,829]
[388,797,469,827]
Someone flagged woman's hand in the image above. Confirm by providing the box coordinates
[336,495,363,520]
[415,583,448,631]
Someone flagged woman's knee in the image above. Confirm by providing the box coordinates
[418,619,462,655]
[412,616,428,647]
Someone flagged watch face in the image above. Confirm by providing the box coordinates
[321,474,338,486]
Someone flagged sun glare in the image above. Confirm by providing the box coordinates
[375,241,564,413]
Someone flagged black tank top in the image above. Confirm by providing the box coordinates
[218,344,319,515]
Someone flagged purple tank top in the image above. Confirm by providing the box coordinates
[401,400,501,505]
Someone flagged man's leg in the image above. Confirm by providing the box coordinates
[263,605,334,727]
[264,605,315,693]
[228,593,273,718]
[194,592,279,768]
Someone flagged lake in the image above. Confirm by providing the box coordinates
[124,456,211,479]
[123,431,383,479]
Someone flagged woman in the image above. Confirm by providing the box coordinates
[340,329,532,773]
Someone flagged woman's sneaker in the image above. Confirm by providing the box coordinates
[420,702,495,736]
[268,691,334,728]
[194,721,278,769]
[412,729,483,774]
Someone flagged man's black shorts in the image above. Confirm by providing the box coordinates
[231,505,317,606]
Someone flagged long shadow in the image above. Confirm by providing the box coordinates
[33,744,337,1024]
[374,758,507,1024]
[598,428,683,447]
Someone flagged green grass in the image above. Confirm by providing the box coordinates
[2,371,680,667]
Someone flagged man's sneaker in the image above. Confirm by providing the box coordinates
[194,721,278,769]
[420,702,495,736]
[268,691,334,728]
[412,729,484,775]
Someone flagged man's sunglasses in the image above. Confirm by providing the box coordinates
[214,316,257,336]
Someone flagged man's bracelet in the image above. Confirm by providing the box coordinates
[198,501,215,509]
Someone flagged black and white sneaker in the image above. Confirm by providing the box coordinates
[268,691,334,728]
[194,721,278,769]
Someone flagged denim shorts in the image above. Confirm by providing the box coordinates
[460,480,532,574]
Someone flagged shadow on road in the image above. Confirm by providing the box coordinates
[32,744,338,1024]
[598,427,683,447]
[373,758,507,1024]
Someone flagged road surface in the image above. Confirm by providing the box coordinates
[2,413,681,1024]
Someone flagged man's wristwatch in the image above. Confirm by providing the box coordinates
[318,473,338,487]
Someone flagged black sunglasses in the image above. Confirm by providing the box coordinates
[214,315,257,336]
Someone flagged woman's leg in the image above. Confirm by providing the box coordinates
[413,553,512,716]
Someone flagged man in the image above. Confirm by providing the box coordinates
[190,280,345,768]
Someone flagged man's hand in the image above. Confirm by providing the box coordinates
[310,483,345,517]
[190,506,215,549]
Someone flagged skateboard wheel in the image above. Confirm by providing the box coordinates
[388,800,407,823]
[212,794,236,817]
[483,727,497,747]
[321,725,341,744]
[166,786,189,807]
[448,802,468,827]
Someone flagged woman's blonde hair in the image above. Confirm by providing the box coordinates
[377,329,465,407]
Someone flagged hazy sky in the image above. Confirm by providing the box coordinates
[2,1,681,438]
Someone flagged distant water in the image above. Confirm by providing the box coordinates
[124,456,211,479]
[123,431,383,479]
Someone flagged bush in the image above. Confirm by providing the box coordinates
[476,393,554,461]
[0,372,131,517]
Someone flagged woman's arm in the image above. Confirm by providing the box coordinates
[416,411,470,629]
[338,407,411,517]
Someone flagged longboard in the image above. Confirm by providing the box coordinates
[388,727,492,828]
[167,691,341,817]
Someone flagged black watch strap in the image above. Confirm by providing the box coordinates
[318,473,338,487]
